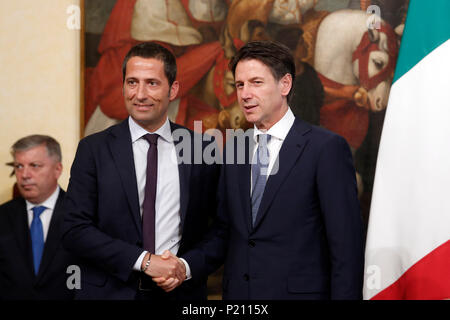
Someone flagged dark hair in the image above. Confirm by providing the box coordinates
[11,135,62,162]
[122,42,177,85]
[229,40,296,102]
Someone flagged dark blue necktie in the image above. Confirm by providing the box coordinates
[31,206,46,275]
[251,134,271,226]
[142,134,159,253]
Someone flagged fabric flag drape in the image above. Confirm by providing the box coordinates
[363,0,450,300]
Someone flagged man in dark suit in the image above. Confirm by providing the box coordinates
[62,42,219,300]
[0,135,75,300]
[167,41,364,299]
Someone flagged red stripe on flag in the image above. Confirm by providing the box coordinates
[372,240,450,300]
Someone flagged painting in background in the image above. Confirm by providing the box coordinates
[83,0,410,298]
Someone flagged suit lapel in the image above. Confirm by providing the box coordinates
[9,198,34,275]
[35,190,65,284]
[107,120,142,238]
[252,119,311,230]
[235,134,254,234]
[170,122,191,231]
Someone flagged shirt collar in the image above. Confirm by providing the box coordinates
[26,186,60,212]
[128,116,173,143]
[253,107,295,143]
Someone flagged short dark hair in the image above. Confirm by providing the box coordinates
[229,40,296,102]
[11,135,62,162]
[122,42,177,85]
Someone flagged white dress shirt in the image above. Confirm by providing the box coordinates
[129,117,191,278]
[26,186,60,241]
[251,107,295,193]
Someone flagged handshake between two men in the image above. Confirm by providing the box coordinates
[141,250,186,292]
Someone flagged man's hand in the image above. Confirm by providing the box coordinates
[153,276,181,292]
[151,250,186,292]
[354,87,369,109]
[141,250,186,291]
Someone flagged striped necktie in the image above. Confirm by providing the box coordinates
[251,134,271,226]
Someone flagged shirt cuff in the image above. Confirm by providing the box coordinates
[133,251,148,271]
[179,258,192,280]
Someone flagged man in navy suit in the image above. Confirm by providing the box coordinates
[62,42,219,300]
[0,135,75,300]
[166,41,364,299]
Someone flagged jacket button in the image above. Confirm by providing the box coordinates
[248,240,255,247]
[243,274,249,281]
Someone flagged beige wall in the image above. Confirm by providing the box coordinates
[0,0,81,203]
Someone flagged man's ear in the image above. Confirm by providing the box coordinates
[169,81,180,101]
[279,73,293,97]
[54,162,63,180]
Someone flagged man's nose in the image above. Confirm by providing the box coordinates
[18,166,31,180]
[136,83,146,100]
[240,84,252,100]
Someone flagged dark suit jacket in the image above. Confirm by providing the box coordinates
[183,118,365,300]
[0,190,75,300]
[62,119,219,300]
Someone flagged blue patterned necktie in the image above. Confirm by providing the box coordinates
[31,206,46,275]
[251,134,271,226]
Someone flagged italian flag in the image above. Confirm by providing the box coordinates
[363,0,450,300]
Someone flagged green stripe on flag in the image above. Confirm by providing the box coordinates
[393,0,450,83]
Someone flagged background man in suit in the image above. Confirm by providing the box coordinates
[0,135,74,300]
[168,40,365,299]
[63,42,219,300]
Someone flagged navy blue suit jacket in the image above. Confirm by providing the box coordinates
[0,190,76,300]
[183,118,364,300]
[63,120,219,299]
